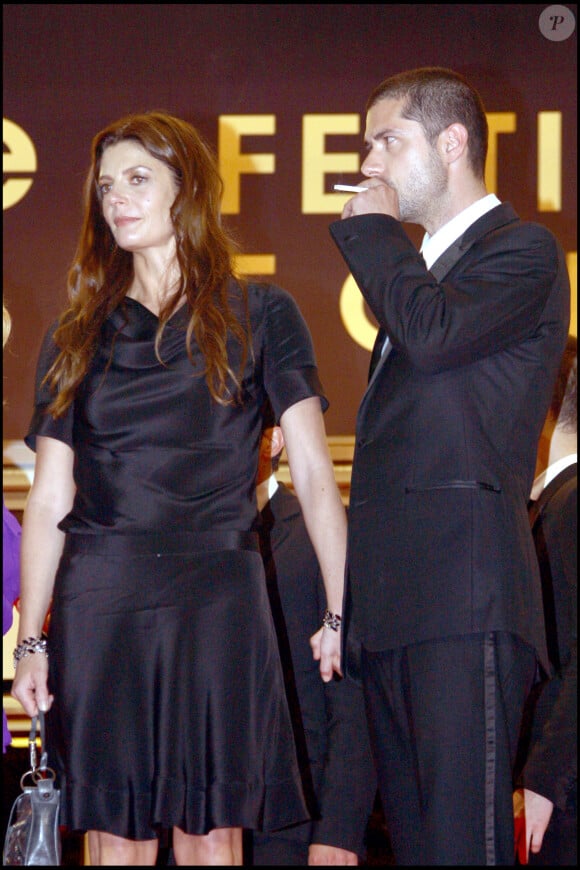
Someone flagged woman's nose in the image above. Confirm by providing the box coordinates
[109,186,127,203]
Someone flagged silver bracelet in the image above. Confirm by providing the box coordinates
[322,609,342,632]
[13,636,48,670]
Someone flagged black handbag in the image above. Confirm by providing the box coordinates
[3,712,61,866]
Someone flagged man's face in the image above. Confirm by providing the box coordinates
[361,96,448,226]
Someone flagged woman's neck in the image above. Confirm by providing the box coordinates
[128,251,182,316]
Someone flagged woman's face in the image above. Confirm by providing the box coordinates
[97,139,179,256]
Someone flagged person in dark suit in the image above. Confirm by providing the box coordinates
[248,407,377,866]
[514,335,577,865]
[327,67,570,864]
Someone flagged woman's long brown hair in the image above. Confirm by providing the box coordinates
[45,111,249,417]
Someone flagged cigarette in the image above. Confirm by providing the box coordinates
[333,184,368,193]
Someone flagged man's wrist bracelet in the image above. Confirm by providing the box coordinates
[322,609,342,631]
[13,636,48,670]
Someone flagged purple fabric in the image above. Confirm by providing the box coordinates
[3,499,21,751]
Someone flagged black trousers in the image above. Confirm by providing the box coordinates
[362,632,537,865]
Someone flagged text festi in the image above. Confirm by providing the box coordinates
[3,113,576,350]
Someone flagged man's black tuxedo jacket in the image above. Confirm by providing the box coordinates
[256,482,376,855]
[330,203,570,667]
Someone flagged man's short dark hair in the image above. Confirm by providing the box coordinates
[366,67,488,179]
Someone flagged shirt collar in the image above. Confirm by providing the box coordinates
[421,194,501,270]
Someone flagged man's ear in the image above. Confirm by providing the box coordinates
[439,123,468,163]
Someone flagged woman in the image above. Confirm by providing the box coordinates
[11,112,347,866]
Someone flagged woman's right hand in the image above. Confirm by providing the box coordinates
[10,435,75,720]
[11,654,53,717]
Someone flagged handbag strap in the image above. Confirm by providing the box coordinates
[29,710,48,773]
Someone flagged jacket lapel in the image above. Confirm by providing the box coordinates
[429,235,476,281]
[429,201,519,280]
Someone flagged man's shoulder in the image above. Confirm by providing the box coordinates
[468,202,549,242]
[465,204,565,271]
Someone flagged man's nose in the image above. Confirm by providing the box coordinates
[361,152,383,177]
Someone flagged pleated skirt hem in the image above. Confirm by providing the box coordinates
[59,773,310,840]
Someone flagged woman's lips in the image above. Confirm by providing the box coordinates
[114,216,139,227]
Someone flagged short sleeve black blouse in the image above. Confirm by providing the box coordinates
[26,282,328,536]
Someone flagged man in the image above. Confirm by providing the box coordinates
[514,335,577,865]
[329,67,570,864]
[249,409,377,866]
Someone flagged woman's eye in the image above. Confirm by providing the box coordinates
[132,175,146,184]
[99,183,111,195]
